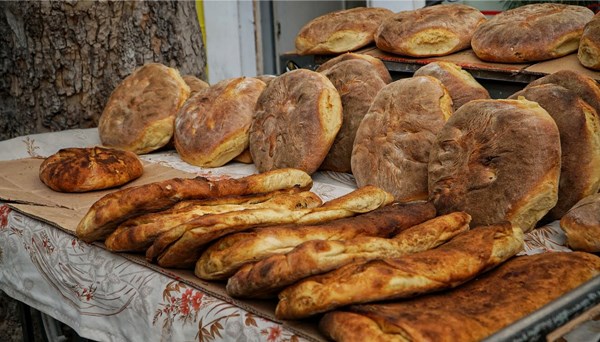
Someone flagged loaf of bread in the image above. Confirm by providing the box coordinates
[321,252,600,342]
[249,69,342,174]
[39,147,143,193]
[352,76,453,202]
[560,193,600,252]
[276,222,523,319]
[232,149,253,164]
[149,186,394,268]
[510,85,600,219]
[99,63,191,154]
[174,77,266,167]
[578,13,600,70]
[319,60,387,173]
[295,7,393,55]
[227,212,470,298]
[428,99,561,232]
[76,168,313,242]
[413,61,490,111]
[105,190,320,252]
[375,4,485,57]
[196,201,436,280]
[472,3,594,63]
[316,53,392,84]
[182,75,209,95]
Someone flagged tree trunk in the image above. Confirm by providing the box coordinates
[0,1,207,141]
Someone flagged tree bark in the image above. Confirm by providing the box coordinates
[0,1,207,141]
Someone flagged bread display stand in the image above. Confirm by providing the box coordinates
[281,47,600,98]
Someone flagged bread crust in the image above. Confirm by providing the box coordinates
[320,252,600,342]
[319,60,387,172]
[182,75,209,95]
[316,53,392,84]
[510,84,600,219]
[428,99,561,232]
[560,193,600,252]
[295,7,393,55]
[375,4,485,57]
[99,63,191,154]
[226,212,470,298]
[39,147,143,193]
[175,77,266,167]
[276,222,524,319]
[472,3,594,63]
[578,14,600,70]
[413,61,490,111]
[351,76,453,202]
[196,201,436,280]
[76,168,313,242]
[249,69,342,174]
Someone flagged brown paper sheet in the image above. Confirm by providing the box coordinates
[0,157,325,341]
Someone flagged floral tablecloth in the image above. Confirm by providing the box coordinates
[0,128,594,342]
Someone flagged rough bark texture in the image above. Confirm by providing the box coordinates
[0,1,207,141]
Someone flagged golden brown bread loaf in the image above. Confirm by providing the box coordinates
[195,201,436,280]
[39,147,143,193]
[248,69,342,174]
[276,222,524,319]
[182,75,209,95]
[413,61,490,111]
[105,189,320,252]
[98,63,191,154]
[560,193,600,252]
[254,74,277,85]
[472,3,594,63]
[149,186,394,268]
[428,99,561,232]
[295,7,393,55]
[578,13,600,70]
[320,252,600,342]
[375,4,485,57]
[232,149,253,164]
[226,212,470,298]
[351,76,453,202]
[76,168,313,242]
[525,70,600,118]
[316,53,392,84]
[174,77,266,167]
[510,85,600,220]
[319,60,387,173]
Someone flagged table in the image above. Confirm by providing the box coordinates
[0,128,598,342]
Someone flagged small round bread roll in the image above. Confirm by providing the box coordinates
[316,53,392,84]
[510,84,600,220]
[351,76,453,202]
[428,99,561,232]
[413,61,490,111]
[175,77,266,167]
[578,13,600,70]
[182,75,209,95]
[374,4,485,57]
[249,69,342,174]
[39,146,143,192]
[319,60,387,173]
[472,3,594,63]
[295,7,393,55]
[99,63,191,154]
[560,193,600,252]
[526,70,600,118]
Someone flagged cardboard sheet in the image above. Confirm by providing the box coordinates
[0,157,325,341]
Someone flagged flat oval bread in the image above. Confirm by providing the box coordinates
[276,222,524,319]
[196,201,436,280]
[227,212,470,298]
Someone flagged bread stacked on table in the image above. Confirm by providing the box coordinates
[579,12,600,70]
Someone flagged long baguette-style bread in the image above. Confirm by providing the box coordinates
[227,212,471,298]
[105,190,322,252]
[149,186,394,268]
[276,221,524,319]
[196,201,436,280]
[76,168,313,242]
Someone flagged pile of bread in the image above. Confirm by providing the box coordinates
[34,2,600,341]
[296,3,600,70]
